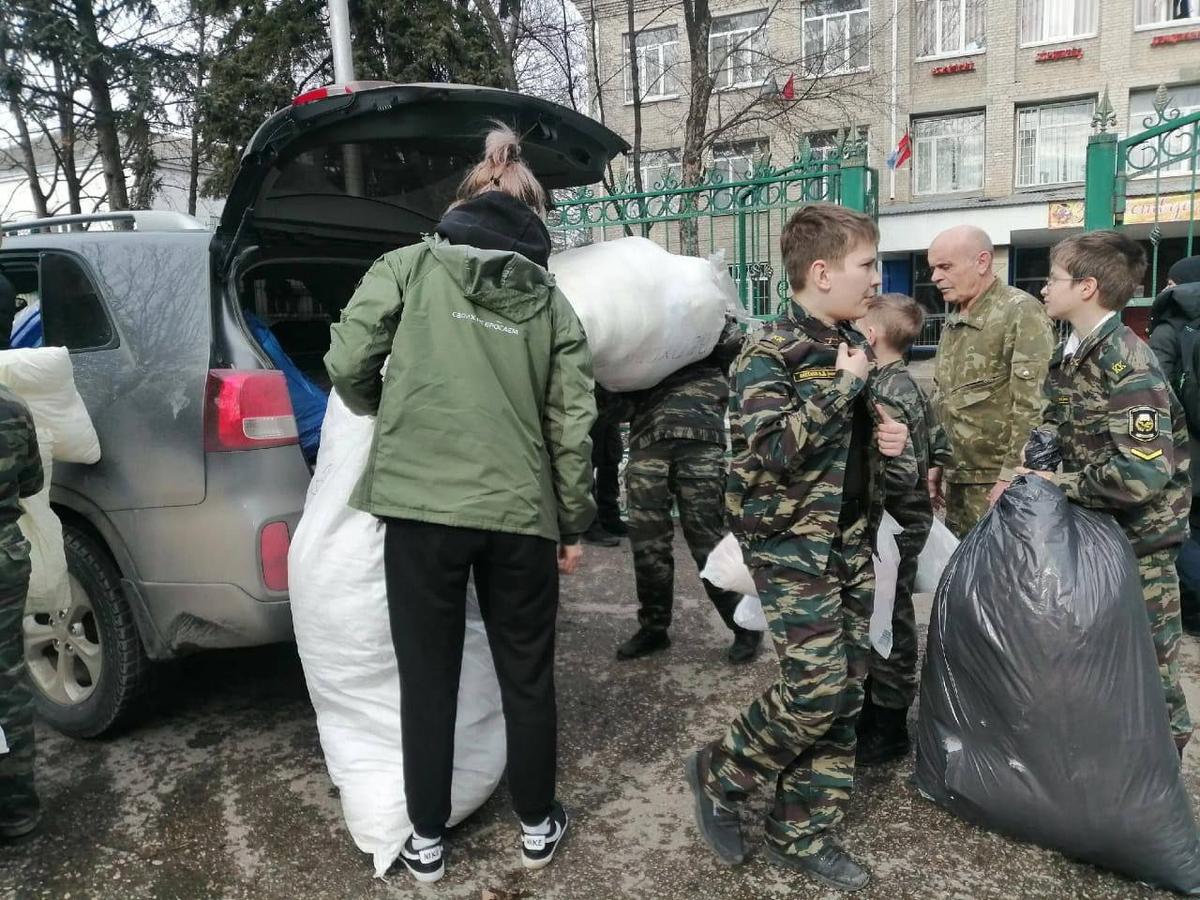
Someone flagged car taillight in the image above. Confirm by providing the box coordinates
[204,369,299,452]
[260,521,290,592]
[291,80,397,106]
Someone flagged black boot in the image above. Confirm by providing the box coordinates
[582,521,620,547]
[727,628,761,664]
[764,842,870,891]
[855,703,910,767]
[616,627,671,660]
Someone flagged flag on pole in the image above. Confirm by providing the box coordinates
[780,74,795,101]
[886,130,912,170]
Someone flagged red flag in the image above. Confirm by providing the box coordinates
[780,74,795,100]
[887,130,911,170]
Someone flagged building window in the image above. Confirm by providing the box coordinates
[805,127,869,200]
[729,261,774,316]
[1128,84,1200,176]
[915,0,985,58]
[638,149,683,189]
[1135,0,1200,27]
[712,139,768,183]
[1019,0,1098,45]
[623,26,680,103]
[802,0,870,77]
[710,10,769,90]
[1015,98,1094,187]
[913,112,985,195]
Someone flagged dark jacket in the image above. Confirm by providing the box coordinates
[1149,282,1200,498]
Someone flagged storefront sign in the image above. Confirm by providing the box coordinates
[1035,47,1084,62]
[1150,29,1200,47]
[1048,192,1200,229]
[931,61,976,76]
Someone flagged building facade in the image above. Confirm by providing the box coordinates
[584,0,1200,317]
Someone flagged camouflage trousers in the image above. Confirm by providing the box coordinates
[626,439,739,633]
[865,523,930,711]
[702,524,873,857]
[944,481,992,540]
[1140,549,1193,750]
[0,534,36,828]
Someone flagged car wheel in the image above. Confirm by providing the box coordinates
[24,525,150,738]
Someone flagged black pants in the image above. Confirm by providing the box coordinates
[591,417,623,529]
[383,518,559,837]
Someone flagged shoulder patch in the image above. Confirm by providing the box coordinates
[793,367,837,383]
[1110,359,1130,377]
[1130,447,1164,461]
[1128,406,1159,443]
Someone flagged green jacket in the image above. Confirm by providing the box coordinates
[325,235,597,543]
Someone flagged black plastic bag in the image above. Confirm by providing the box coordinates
[915,474,1200,894]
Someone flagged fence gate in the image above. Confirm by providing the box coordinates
[1085,85,1200,296]
[547,133,878,319]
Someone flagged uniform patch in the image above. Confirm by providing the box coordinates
[769,334,788,345]
[1055,394,1070,405]
[1130,447,1164,461]
[793,367,837,382]
[1111,360,1129,377]
[1129,406,1159,443]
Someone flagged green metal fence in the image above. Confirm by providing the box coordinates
[548,132,878,318]
[1084,85,1199,296]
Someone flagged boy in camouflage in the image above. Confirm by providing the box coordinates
[0,383,43,841]
[1022,231,1193,754]
[854,295,952,767]
[684,205,910,893]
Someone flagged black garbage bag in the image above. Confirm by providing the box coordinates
[915,474,1200,895]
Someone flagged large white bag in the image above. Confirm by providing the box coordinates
[0,347,101,615]
[549,237,731,392]
[288,391,506,877]
[0,347,101,464]
[915,518,960,594]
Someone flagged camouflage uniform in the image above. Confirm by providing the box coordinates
[1035,314,1193,749]
[701,302,899,859]
[934,279,1055,538]
[867,360,952,711]
[621,321,745,635]
[0,385,43,834]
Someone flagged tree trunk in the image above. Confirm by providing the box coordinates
[53,61,82,215]
[74,0,129,210]
[188,10,208,217]
[680,0,713,256]
[478,0,520,90]
[0,37,49,218]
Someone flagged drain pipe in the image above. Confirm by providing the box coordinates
[889,0,898,201]
[328,0,364,197]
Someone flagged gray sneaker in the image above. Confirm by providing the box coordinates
[764,842,871,892]
[683,748,745,866]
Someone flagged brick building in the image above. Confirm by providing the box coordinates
[583,0,1200,318]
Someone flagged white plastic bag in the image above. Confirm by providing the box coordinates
[288,391,506,877]
[915,518,960,594]
[549,237,730,392]
[712,519,903,658]
[20,429,69,616]
[0,347,100,463]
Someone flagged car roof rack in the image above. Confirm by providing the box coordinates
[0,210,210,236]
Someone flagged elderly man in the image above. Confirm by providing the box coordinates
[929,225,1055,538]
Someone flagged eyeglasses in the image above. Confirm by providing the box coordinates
[1044,275,1087,285]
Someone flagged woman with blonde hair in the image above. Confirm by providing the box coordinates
[325,123,596,882]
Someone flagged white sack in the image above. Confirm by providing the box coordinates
[288,391,506,877]
[700,532,756,597]
[549,237,730,392]
[20,429,69,615]
[0,347,100,464]
[868,514,904,659]
[915,518,960,594]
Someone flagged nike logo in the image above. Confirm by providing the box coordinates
[523,822,563,851]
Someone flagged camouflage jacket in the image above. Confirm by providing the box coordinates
[1035,314,1191,556]
[725,301,892,576]
[617,319,744,450]
[933,278,1055,484]
[0,383,43,532]
[874,360,952,532]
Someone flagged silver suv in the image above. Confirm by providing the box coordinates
[0,82,624,737]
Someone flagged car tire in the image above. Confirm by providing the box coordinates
[26,525,151,738]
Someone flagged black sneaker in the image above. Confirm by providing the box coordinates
[616,628,670,660]
[683,748,745,866]
[601,519,629,537]
[727,629,762,664]
[854,704,910,768]
[764,842,871,892]
[397,833,444,883]
[521,802,568,870]
[582,523,620,547]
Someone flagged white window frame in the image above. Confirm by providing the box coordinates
[805,127,869,199]
[802,0,871,78]
[1018,0,1099,47]
[1014,98,1095,188]
[623,26,680,104]
[912,112,986,196]
[712,139,769,185]
[1134,0,1200,30]
[638,148,683,190]
[709,10,770,91]
[1128,85,1200,178]
[914,0,987,60]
